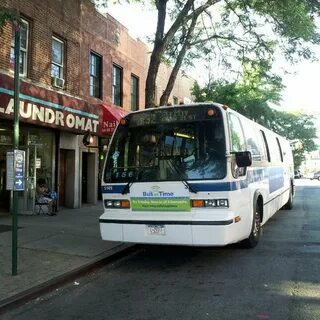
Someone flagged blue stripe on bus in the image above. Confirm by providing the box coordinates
[188,180,248,192]
[101,167,286,194]
[101,181,248,194]
[101,185,127,193]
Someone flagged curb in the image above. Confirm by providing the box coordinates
[0,244,136,315]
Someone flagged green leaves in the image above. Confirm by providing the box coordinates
[192,69,318,169]
[272,111,317,168]
[94,1,320,107]
[0,7,21,29]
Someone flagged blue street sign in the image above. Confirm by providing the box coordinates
[14,150,25,191]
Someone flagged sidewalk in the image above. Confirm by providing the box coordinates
[0,202,131,310]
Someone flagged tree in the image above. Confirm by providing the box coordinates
[271,111,317,168]
[97,0,320,108]
[95,0,320,107]
[192,59,283,127]
[192,76,318,169]
[0,6,21,30]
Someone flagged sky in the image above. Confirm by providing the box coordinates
[105,3,320,116]
[279,62,320,114]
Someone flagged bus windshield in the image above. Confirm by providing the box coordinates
[104,115,226,183]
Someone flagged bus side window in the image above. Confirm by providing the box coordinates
[229,113,246,177]
[229,114,246,152]
[276,137,284,162]
[265,134,282,163]
[242,123,265,162]
[260,130,271,162]
[281,139,291,163]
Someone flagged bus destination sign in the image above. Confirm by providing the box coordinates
[128,105,218,127]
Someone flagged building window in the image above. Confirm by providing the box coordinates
[112,65,122,106]
[10,18,29,77]
[51,36,65,84]
[131,74,139,111]
[90,52,102,98]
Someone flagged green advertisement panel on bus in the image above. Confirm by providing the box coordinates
[131,197,191,211]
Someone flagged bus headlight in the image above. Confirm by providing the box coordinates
[106,200,113,207]
[104,200,130,209]
[114,200,121,207]
[204,200,216,207]
[216,199,229,207]
[192,199,229,208]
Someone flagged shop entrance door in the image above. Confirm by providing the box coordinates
[82,152,88,203]
[0,159,10,212]
[82,152,96,204]
[59,149,66,206]
[59,149,75,208]
[27,144,36,213]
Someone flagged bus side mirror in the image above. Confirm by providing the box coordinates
[235,151,252,167]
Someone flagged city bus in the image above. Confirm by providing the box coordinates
[99,103,294,248]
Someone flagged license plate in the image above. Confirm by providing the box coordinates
[147,224,166,236]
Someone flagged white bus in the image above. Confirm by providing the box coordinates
[100,103,294,248]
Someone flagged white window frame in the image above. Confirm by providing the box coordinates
[112,65,122,106]
[130,74,139,111]
[51,36,65,79]
[89,51,102,98]
[11,18,29,77]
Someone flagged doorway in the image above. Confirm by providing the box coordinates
[82,152,88,203]
[59,149,75,208]
[0,159,10,212]
[81,152,96,204]
[59,149,66,206]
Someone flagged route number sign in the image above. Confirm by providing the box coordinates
[6,150,25,191]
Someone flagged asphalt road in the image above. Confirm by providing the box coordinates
[3,179,320,320]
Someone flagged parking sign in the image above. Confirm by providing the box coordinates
[14,150,25,191]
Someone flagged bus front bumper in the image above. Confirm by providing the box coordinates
[99,218,244,246]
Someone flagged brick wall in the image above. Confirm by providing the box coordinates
[0,0,194,111]
[155,62,195,106]
[80,1,147,109]
[0,0,15,72]
[0,0,81,94]
[0,21,11,71]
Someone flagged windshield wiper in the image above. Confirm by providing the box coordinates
[122,180,133,195]
[168,160,198,193]
[121,167,145,195]
[159,149,197,194]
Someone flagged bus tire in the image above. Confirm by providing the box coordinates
[283,186,293,210]
[242,201,261,249]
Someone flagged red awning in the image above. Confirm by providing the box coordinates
[100,104,128,135]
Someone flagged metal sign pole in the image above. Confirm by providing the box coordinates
[12,21,21,276]
[33,145,37,214]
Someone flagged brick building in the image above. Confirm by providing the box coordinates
[0,0,195,213]
[155,62,195,105]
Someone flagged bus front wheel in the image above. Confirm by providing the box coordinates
[242,202,261,249]
[283,187,293,210]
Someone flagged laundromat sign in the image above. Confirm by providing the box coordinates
[0,73,100,134]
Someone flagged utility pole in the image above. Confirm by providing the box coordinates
[12,20,21,276]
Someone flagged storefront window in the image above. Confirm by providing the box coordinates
[27,129,55,189]
[0,122,55,213]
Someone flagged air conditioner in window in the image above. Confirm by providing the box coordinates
[51,77,65,89]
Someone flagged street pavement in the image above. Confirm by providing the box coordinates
[0,202,131,311]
